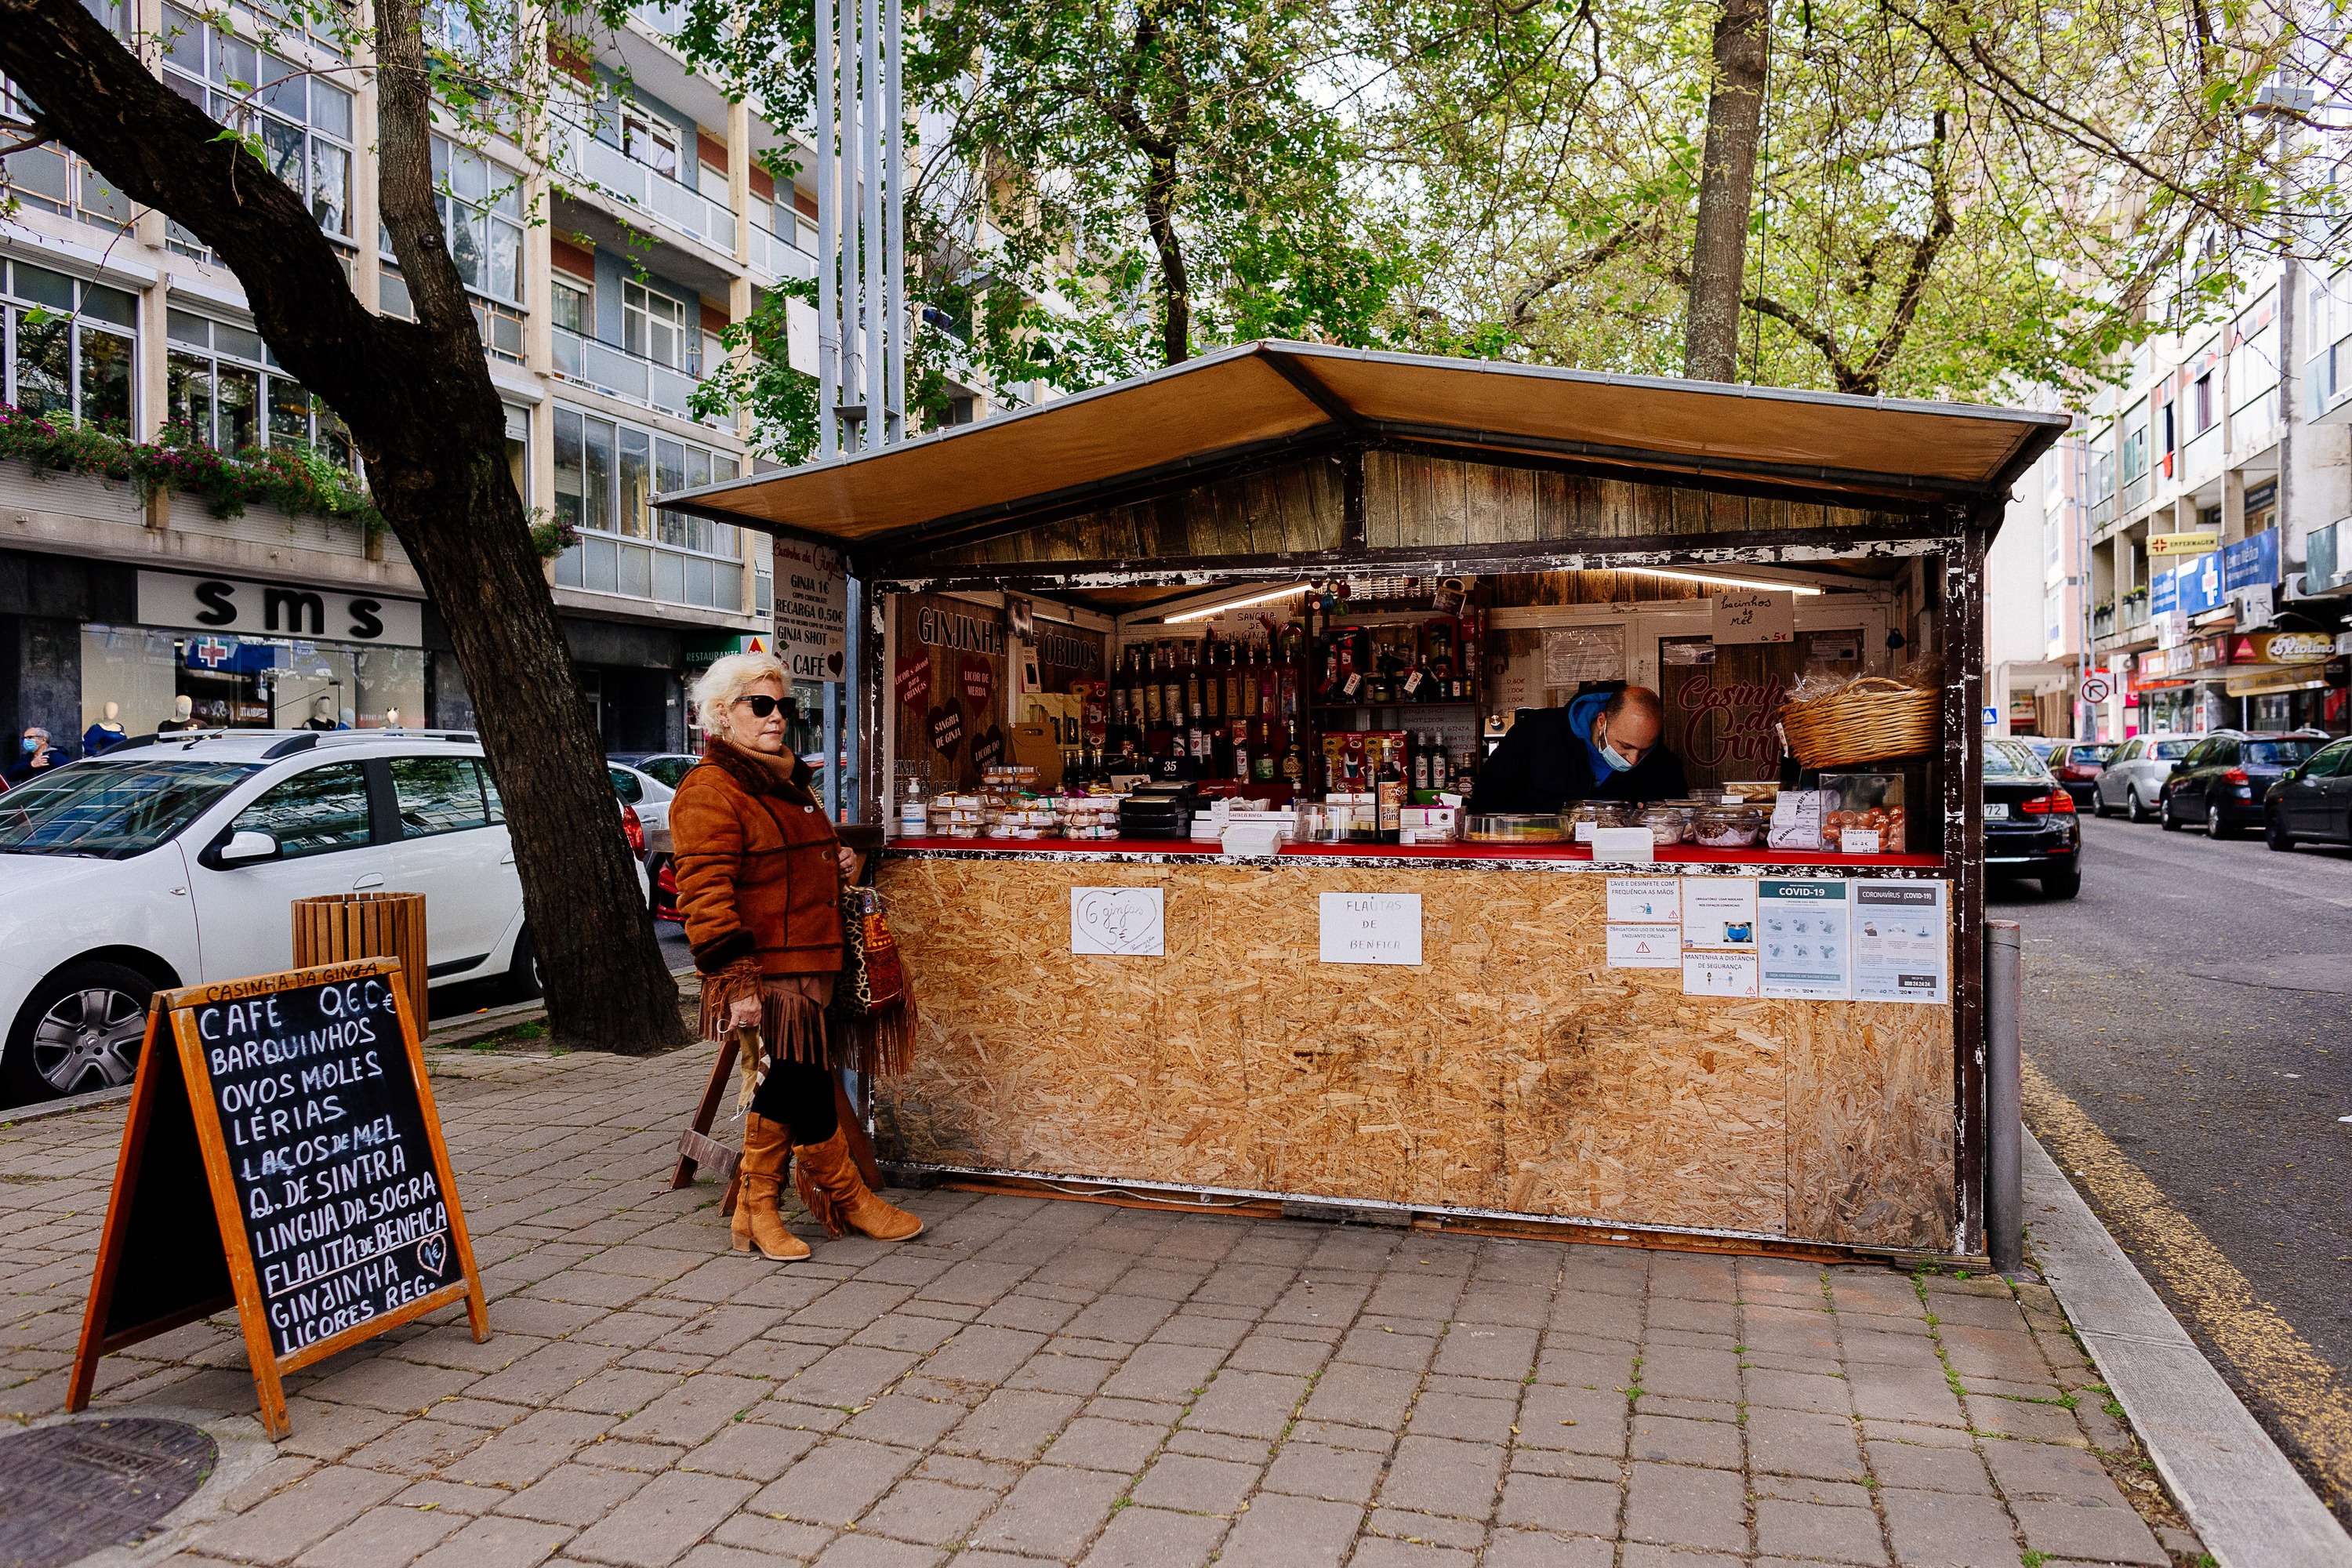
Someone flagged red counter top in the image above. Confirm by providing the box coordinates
[885,835,1942,871]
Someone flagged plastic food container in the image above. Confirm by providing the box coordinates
[1459,812,1567,844]
[1563,802,1637,843]
[1297,802,1381,843]
[1818,771,1908,851]
[1693,804,1766,848]
[1639,803,1694,845]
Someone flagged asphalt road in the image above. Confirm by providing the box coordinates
[1996,808,2352,1523]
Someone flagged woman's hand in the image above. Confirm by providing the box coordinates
[726,994,760,1033]
[837,844,858,880]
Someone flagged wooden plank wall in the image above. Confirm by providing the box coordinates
[908,451,1921,569]
[873,857,1958,1249]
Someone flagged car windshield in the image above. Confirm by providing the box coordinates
[1983,741,2047,779]
[2245,739,2325,766]
[0,760,262,858]
[2151,740,2194,759]
[2073,744,2116,765]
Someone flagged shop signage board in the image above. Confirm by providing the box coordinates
[136,570,423,647]
[2148,531,2220,557]
[773,540,849,683]
[2223,528,2279,590]
[2175,553,2225,617]
[67,959,486,1441]
[1319,893,1423,965]
[1710,590,1795,646]
[1852,881,1950,1004]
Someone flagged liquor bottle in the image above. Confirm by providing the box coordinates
[1431,733,1450,793]
[1375,740,1403,844]
[1161,642,1182,728]
[1143,645,1164,728]
[1412,733,1431,792]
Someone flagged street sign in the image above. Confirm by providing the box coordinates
[2149,532,2220,557]
[2080,675,2112,703]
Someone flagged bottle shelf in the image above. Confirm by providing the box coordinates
[1312,700,1479,713]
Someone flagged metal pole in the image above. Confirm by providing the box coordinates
[840,0,863,448]
[1985,917,2024,1276]
[860,0,884,447]
[815,0,837,459]
[882,0,904,444]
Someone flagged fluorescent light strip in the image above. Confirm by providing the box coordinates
[1162,584,1313,622]
[1615,566,1824,597]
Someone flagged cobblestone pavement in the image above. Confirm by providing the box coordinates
[3,1044,2195,1568]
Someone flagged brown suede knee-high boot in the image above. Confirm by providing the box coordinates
[731,1113,811,1260]
[792,1128,924,1240]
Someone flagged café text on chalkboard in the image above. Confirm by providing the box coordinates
[201,970,457,1359]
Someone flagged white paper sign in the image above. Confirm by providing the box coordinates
[773,539,850,682]
[1682,951,1760,997]
[1071,887,1165,956]
[1768,790,1824,851]
[1589,827,1655,863]
[1541,626,1625,687]
[1711,590,1795,646]
[1680,878,1758,949]
[1758,879,1850,1000]
[1319,892,1423,966]
[1852,880,1948,1004]
[1606,877,1680,922]
[1608,924,1681,968]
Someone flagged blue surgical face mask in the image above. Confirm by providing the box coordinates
[1596,724,1634,772]
[20,738,36,755]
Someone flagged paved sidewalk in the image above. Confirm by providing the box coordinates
[4,1044,2201,1568]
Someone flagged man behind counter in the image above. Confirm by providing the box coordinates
[1466,684,1687,815]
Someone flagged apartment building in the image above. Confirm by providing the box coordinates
[0,0,825,754]
[1991,256,2352,743]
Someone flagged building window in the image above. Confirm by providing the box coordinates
[3,260,135,427]
[160,6,353,245]
[622,112,680,180]
[552,277,590,336]
[164,307,351,465]
[2193,372,2213,434]
[552,403,745,610]
[622,279,686,368]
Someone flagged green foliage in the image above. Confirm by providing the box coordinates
[0,404,383,539]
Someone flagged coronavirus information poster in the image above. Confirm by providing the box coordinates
[1852,880,1949,1004]
[1757,879,1851,1000]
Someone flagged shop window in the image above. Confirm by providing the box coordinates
[2,260,138,428]
[231,761,374,856]
[390,756,491,836]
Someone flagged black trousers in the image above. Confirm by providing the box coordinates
[749,1057,839,1145]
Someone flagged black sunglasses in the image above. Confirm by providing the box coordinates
[733,695,789,717]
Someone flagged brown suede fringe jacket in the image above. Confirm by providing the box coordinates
[673,738,845,1073]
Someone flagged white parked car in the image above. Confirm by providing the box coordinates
[0,730,646,1108]
[606,760,675,836]
[2090,732,2200,822]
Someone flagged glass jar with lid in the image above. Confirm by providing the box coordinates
[1563,800,1638,843]
[1639,801,1695,846]
[1692,803,1767,848]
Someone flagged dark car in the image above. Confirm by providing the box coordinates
[2045,741,2117,808]
[2158,731,2328,838]
[1984,736,2081,898]
[2263,735,2352,851]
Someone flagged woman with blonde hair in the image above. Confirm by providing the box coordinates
[670,649,922,1260]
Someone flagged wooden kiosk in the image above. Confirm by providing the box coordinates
[668,343,2062,1259]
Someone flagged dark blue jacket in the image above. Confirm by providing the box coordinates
[1467,700,1687,815]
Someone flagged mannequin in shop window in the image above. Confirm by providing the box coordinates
[157,695,202,734]
[305,696,340,732]
[83,702,128,755]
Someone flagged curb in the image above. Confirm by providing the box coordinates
[2024,1128,2352,1567]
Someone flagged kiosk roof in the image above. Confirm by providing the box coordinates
[662,340,2065,546]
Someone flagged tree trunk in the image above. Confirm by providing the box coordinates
[1142,148,1192,365]
[1,0,691,1054]
[1682,0,1769,384]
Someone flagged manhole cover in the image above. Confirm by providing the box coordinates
[0,1417,216,1568]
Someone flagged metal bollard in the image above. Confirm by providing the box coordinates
[1984,920,2024,1276]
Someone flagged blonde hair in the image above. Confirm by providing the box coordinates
[692,650,789,736]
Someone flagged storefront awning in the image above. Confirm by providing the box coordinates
[660,341,2066,547]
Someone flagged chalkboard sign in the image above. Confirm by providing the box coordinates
[68,959,485,1440]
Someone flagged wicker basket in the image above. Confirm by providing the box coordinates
[1777,676,1938,770]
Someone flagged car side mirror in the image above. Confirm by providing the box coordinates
[214,829,281,866]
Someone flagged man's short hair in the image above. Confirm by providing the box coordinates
[1601,687,1665,724]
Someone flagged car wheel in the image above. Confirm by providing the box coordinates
[2159,793,2182,830]
[2041,865,2082,899]
[2128,786,2154,823]
[2266,810,2296,852]
[506,927,543,1001]
[2,961,155,1104]
[2090,790,2111,818]
[2206,802,2234,840]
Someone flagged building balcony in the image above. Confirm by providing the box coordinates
[2120,471,2151,514]
[552,327,724,429]
[2090,493,2115,530]
[748,220,818,285]
[2092,605,2114,639]
[557,127,737,259]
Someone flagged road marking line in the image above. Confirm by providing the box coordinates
[2024,1057,2352,1512]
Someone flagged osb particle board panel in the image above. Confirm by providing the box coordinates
[873,857,1955,1246]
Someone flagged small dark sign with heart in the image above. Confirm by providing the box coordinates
[960,652,995,707]
[929,702,965,757]
[895,653,931,711]
[826,648,845,678]
[971,724,1006,770]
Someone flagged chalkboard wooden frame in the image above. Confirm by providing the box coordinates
[67,957,488,1440]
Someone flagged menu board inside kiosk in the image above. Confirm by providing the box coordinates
[69,958,486,1439]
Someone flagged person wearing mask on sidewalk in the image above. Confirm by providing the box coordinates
[671,650,924,1262]
[9,728,71,786]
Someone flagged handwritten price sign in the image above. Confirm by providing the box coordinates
[1711,589,1795,646]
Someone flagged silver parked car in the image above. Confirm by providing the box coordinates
[2091,733,2200,822]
